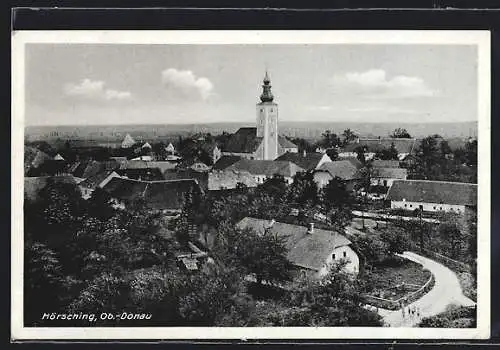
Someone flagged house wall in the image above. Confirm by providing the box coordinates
[213,146,222,163]
[371,177,405,187]
[316,154,333,169]
[313,171,332,189]
[254,174,293,185]
[317,245,360,277]
[390,200,466,214]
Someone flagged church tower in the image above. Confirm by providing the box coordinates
[256,71,279,160]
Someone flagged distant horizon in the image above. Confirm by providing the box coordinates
[25,119,479,128]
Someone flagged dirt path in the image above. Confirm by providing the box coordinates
[376,251,476,327]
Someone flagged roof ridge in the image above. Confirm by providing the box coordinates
[394,179,477,186]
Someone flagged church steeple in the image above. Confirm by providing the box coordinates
[260,70,274,103]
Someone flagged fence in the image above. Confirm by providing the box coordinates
[420,248,472,274]
[363,270,435,311]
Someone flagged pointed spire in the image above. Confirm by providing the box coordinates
[260,70,274,102]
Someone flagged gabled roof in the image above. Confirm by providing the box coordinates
[342,138,417,155]
[278,136,298,149]
[386,180,477,206]
[371,167,407,179]
[121,133,136,148]
[141,142,152,149]
[53,153,65,161]
[116,167,165,181]
[208,169,258,190]
[237,217,352,271]
[163,168,209,192]
[226,159,304,178]
[213,155,242,170]
[371,160,401,168]
[224,127,262,154]
[102,177,202,211]
[275,152,327,170]
[120,160,177,173]
[316,160,361,181]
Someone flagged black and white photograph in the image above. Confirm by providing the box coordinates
[11,30,491,340]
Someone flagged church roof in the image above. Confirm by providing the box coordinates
[278,136,298,150]
[224,127,262,154]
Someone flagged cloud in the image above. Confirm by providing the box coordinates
[64,79,132,101]
[161,68,214,101]
[334,69,437,99]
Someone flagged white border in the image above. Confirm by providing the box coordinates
[11,30,491,340]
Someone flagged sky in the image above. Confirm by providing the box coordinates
[25,44,478,126]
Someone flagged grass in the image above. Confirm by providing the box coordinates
[365,258,432,302]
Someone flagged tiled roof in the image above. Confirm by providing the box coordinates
[316,160,361,181]
[24,176,78,201]
[163,169,209,192]
[120,160,177,174]
[371,167,407,179]
[237,217,352,271]
[226,159,304,178]
[213,155,242,170]
[102,177,202,211]
[208,169,258,190]
[224,127,262,154]
[372,160,401,168]
[275,152,327,170]
[386,180,477,206]
[344,157,363,169]
[116,168,165,181]
[342,138,417,154]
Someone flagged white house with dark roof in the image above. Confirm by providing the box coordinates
[225,159,304,184]
[237,217,359,278]
[222,72,298,160]
[370,167,408,188]
[340,138,418,161]
[386,179,477,214]
[275,151,332,171]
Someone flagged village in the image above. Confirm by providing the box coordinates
[24,72,478,328]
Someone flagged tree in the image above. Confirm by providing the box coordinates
[257,174,288,200]
[286,171,319,208]
[319,177,354,230]
[342,128,357,145]
[319,130,341,149]
[465,139,478,167]
[326,148,339,161]
[380,227,410,255]
[354,145,367,164]
[391,128,411,138]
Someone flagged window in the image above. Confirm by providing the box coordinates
[271,108,273,112]
[343,251,347,258]
[332,253,336,260]
[433,206,436,210]
[260,108,264,112]
[440,207,443,210]
[419,205,423,210]
[404,204,407,208]
[409,204,413,208]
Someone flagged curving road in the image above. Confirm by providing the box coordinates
[375,251,476,327]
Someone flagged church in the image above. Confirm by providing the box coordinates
[222,72,298,160]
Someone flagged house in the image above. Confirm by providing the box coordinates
[141,142,152,150]
[385,179,477,214]
[275,151,332,171]
[225,159,304,185]
[339,138,418,161]
[53,153,65,161]
[165,142,176,154]
[120,160,177,175]
[116,168,164,181]
[212,155,242,171]
[237,217,359,278]
[313,160,362,191]
[221,72,298,160]
[121,133,136,148]
[131,155,153,161]
[208,169,258,191]
[102,177,203,214]
[164,168,209,192]
[371,160,401,168]
[190,162,211,173]
[370,167,408,188]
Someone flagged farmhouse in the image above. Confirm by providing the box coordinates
[370,167,408,188]
[102,177,203,214]
[237,217,359,278]
[339,138,417,161]
[225,159,304,185]
[313,160,362,191]
[275,151,332,171]
[386,179,477,214]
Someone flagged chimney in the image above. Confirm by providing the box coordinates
[307,223,314,234]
